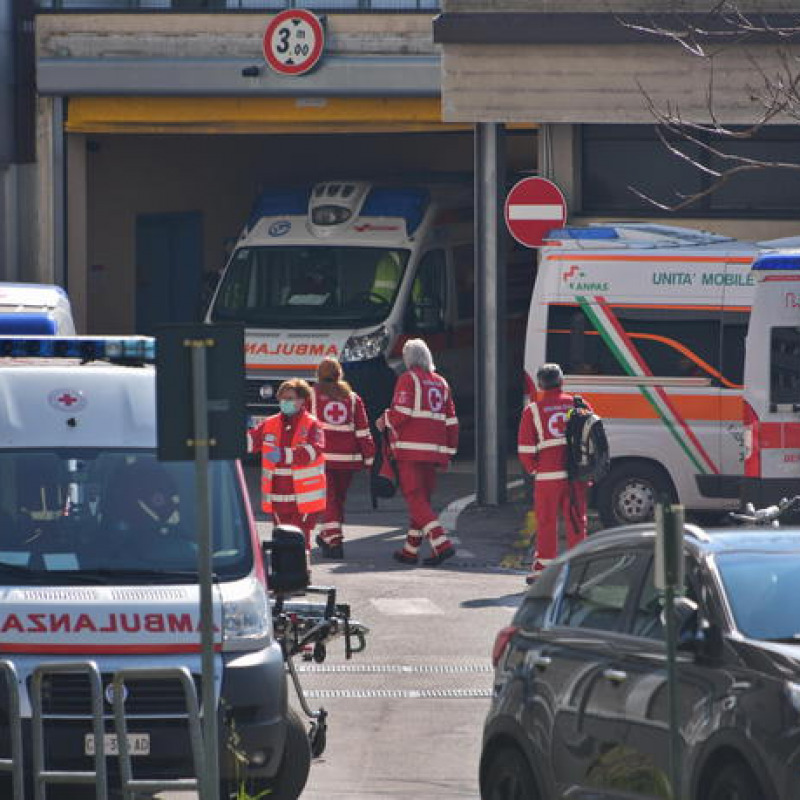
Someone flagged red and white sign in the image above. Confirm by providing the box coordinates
[263,9,325,76]
[504,177,567,248]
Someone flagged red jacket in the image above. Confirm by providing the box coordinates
[385,368,458,465]
[310,387,375,471]
[518,389,588,482]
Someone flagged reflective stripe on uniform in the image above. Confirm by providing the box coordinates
[530,402,544,442]
[518,445,538,454]
[446,417,458,426]
[393,441,450,453]
[325,453,362,462]
[538,438,564,449]
[535,470,569,481]
[284,447,294,465]
[429,533,449,548]
[356,428,371,438]
[320,422,356,432]
[421,520,441,535]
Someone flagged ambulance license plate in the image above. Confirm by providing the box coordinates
[84,733,150,757]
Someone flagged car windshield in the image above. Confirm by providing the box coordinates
[0,449,252,585]
[210,245,410,329]
[717,551,800,640]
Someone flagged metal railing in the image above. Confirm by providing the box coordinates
[37,0,439,11]
[0,661,24,800]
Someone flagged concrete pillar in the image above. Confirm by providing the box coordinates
[474,122,507,506]
[35,95,65,285]
[66,133,88,333]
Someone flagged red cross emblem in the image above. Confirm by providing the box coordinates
[58,393,78,407]
[428,387,444,413]
[48,388,86,413]
[323,401,348,425]
[548,411,568,436]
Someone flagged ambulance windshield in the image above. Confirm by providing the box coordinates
[0,450,252,585]
[210,245,410,328]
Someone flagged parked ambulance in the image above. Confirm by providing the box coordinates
[524,223,776,528]
[206,180,531,425]
[0,283,75,335]
[742,248,800,508]
[0,336,311,799]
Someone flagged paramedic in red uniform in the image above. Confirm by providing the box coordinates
[311,357,375,559]
[518,363,589,583]
[378,339,459,566]
[249,379,326,553]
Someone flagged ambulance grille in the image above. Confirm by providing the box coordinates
[31,673,203,718]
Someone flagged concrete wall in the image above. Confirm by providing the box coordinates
[82,130,535,334]
[442,0,793,11]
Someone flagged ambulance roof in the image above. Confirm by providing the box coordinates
[544,223,742,251]
[0,283,69,309]
[0,337,157,449]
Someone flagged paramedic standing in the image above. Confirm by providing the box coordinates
[249,379,326,552]
[378,339,458,566]
[518,363,590,583]
[311,357,375,559]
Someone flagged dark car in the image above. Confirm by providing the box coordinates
[480,522,800,800]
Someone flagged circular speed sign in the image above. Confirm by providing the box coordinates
[263,9,325,76]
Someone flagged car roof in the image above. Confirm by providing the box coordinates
[560,523,800,563]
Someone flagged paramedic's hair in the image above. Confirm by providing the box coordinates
[536,363,563,390]
[277,378,312,402]
[403,338,435,372]
[316,357,352,401]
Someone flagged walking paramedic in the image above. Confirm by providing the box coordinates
[518,363,590,584]
[249,379,326,553]
[378,339,459,567]
[311,357,375,560]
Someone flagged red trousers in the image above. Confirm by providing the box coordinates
[320,468,354,545]
[534,480,588,563]
[273,504,319,551]
[397,461,450,556]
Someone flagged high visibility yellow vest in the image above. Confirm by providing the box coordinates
[260,412,326,514]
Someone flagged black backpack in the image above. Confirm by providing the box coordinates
[565,395,610,482]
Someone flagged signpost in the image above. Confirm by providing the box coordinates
[503,176,567,248]
[656,502,685,800]
[156,324,245,800]
[263,9,325,76]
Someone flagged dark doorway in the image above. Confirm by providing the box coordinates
[135,211,203,333]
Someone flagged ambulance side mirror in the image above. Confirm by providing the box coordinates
[409,298,444,333]
[263,526,309,595]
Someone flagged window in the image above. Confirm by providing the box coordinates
[555,552,640,632]
[514,564,562,631]
[770,327,800,405]
[546,303,737,385]
[408,250,447,332]
[582,124,800,217]
[631,558,700,640]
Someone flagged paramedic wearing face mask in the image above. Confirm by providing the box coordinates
[311,357,375,560]
[518,363,590,584]
[378,338,459,566]
[249,379,326,552]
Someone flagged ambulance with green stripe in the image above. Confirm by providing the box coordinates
[524,223,771,528]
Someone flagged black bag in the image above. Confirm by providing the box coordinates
[370,431,397,507]
[565,395,610,482]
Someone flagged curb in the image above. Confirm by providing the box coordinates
[441,478,525,534]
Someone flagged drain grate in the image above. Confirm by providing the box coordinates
[303,688,492,699]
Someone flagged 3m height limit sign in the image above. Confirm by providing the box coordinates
[504,177,567,248]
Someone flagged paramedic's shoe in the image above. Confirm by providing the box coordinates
[423,544,456,567]
[316,534,344,560]
[393,549,419,566]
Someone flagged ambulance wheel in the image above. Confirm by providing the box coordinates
[596,462,676,528]
[261,707,312,800]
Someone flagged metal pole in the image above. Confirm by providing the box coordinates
[190,339,219,800]
[474,122,507,506]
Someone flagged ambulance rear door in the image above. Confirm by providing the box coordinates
[743,252,800,506]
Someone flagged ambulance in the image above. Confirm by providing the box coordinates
[524,223,775,528]
[742,248,800,508]
[0,283,75,335]
[205,180,531,425]
[0,336,314,799]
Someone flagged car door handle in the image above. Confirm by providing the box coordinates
[531,655,552,670]
[602,668,628,684]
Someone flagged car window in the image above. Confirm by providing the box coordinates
[514,565,562,631]
[555,552,640,632]
[631,557,699,640]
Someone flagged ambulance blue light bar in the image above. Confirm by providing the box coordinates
[361,188,430,236]
[752,253,800,271]
[547,227,619,240]
[0,336,156,363]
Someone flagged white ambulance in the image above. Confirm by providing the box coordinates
[0,283,75,335]
[0,336,312,799]
[205,180,531,424]
[742,248,800,508]
[524,223,773,527]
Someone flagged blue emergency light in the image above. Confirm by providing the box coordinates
[548,227,619,240]
[247,187,312,230]
[0,336,155,363]
[751,253,800,271]
[361,188,430,236]
[0,313,57,335]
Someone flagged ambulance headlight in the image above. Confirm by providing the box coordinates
[341,326,389,363]
[222,578,271,651]
[312,205,351,226]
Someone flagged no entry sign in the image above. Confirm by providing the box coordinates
[263,9,325,76]
[504,177,567,248]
